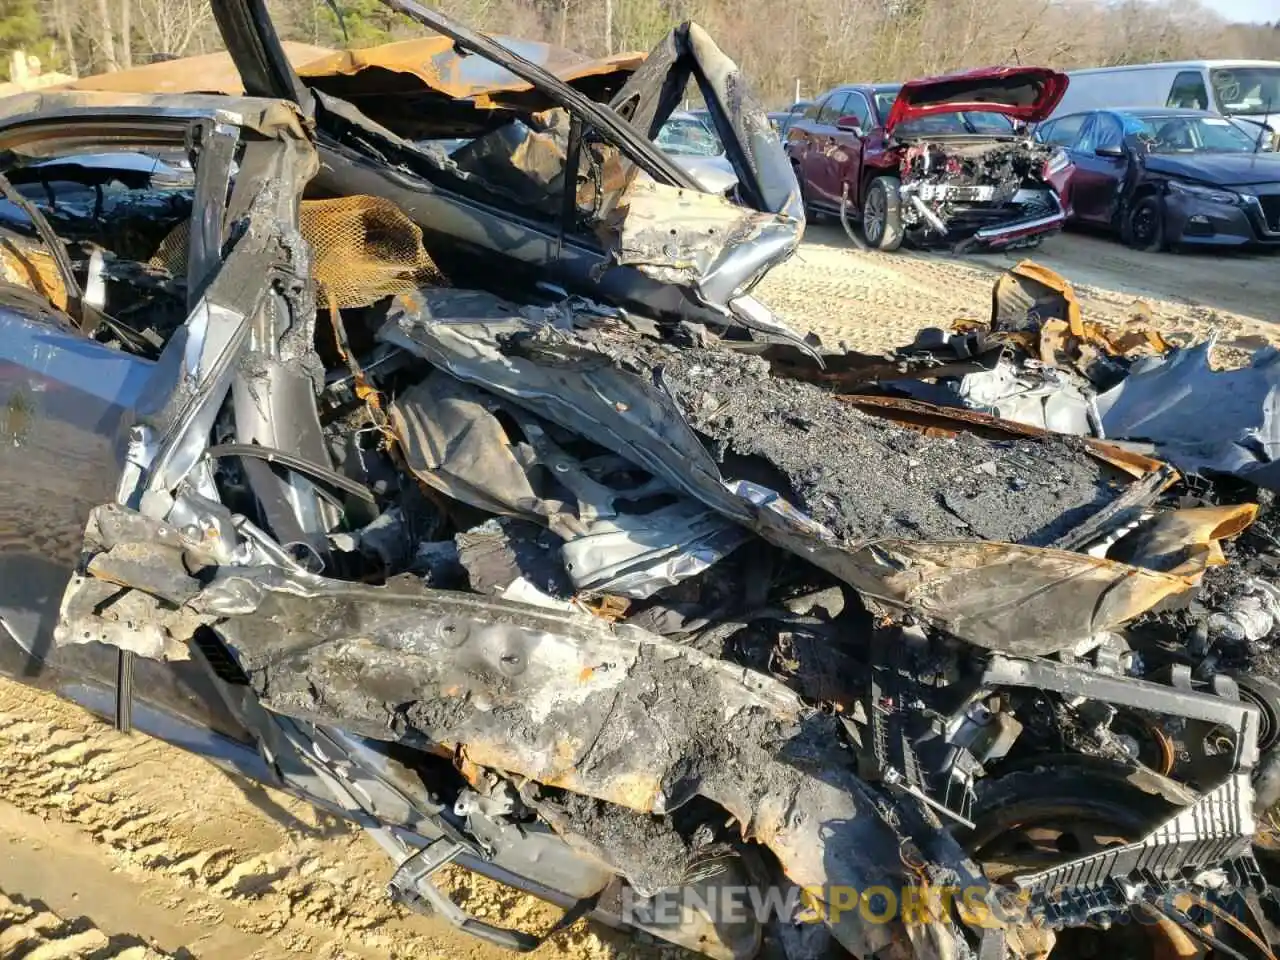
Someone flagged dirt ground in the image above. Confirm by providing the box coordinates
[757,224,1280,355]
[2,228,1279,960]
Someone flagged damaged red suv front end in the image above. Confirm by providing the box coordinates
[789,66,1070,252]
[888,66,1070,252]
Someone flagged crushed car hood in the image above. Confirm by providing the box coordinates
[295,35,644,106]
[54,37,642,128]
[1142,150,1280,187]
[53,43,334,96]
[885,66,1069,135]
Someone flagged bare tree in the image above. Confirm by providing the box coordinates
[119,0,132,67]
[93,0,119,70]
[133,0,215,59]
[48,0,79,76]
[14,0,1280,102]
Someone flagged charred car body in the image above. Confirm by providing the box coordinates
[2,4,1280,959]
[786,67,1068,251]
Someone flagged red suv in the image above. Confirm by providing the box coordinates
[786,67,1070,251]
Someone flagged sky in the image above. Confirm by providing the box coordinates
[1201,0,1280,22]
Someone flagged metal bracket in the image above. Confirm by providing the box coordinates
[114,650,134,733]
[387,837,599,953]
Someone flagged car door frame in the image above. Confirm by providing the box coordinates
[1068,111,1130,225]
[806,90,852,206]
[219,0,807,348]
[0,94,318,751]
[1037,113,1086,214]
[785,97,825,196]
[828,88,873,211]
[1166,68,1212,111]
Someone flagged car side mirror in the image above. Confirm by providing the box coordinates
[835,115,865,136]
[1095,144,1125,158]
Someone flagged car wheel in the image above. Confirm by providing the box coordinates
[1123,194,1166,252]
[862,176,904,251]
[1229,670,1280,756]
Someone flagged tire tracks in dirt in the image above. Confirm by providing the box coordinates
[757,226,1280,356]
[0,680,677,959]
[0,887,178,959]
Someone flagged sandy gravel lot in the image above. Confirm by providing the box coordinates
[757,224,1280,354]
[2,228,1278,959]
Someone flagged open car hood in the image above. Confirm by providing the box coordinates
[295,36,644,104]
[53,39,641,137]
[885,66,1069,134]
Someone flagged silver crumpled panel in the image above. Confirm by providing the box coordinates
[1096,341,1280,487]
[377,286,1200,656]
[889,358,1098,437]
[390,368,749,598]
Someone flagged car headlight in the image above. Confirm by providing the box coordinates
[1167,179,1241,205]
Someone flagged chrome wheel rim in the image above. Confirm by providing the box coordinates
[864,188,885,242]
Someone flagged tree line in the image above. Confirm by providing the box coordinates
[1,0,1277,105]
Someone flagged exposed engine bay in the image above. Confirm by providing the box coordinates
[899,137,1061,248]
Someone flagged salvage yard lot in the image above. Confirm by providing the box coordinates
[759,226,1280,354]
[2,226,1277,959]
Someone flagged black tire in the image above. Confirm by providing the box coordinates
[862,176,904,251]
[1122,194,1167,252]
[1229,670,1280,754]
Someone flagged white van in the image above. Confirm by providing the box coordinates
[1050,60,1280,148]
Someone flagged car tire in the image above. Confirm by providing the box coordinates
[862,176,904,251]
[1122,194,1166,252]
[1229,670,1280,756]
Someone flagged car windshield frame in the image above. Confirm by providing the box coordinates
[873,87,901,123]
[892,110,1017,137]
[1131,113,1260,154]
[1210,66,1280,118]
[871,86,1017,135]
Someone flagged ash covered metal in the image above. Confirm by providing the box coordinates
[15,18,1280,957]
[630,342,1118,545]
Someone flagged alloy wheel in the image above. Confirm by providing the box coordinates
[864,188,885,244]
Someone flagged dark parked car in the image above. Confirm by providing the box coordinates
[768,100,812,137]
[1037,107,1280,250]
[785,67,1068,251]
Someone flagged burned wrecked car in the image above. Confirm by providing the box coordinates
[787,67,1068,251]
[3,5,1280,960]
